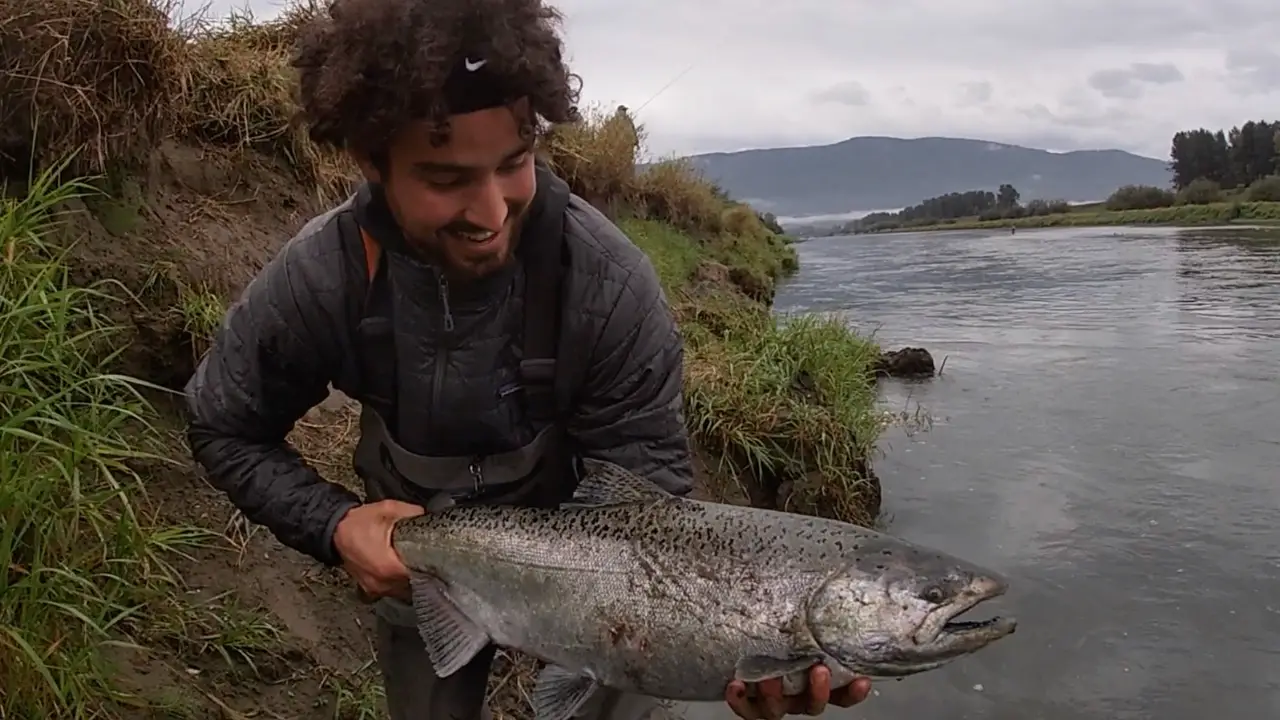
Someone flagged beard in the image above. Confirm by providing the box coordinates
[412,202,530,282]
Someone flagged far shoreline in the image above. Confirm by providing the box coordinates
[824,201,1280,236]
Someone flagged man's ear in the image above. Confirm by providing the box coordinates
[349,149,383,184]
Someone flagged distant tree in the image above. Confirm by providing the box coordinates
[1246,175,1280,202]
[1175,178,1223,205]
[846,186,1028,232]
[1023,198,1071,216]
[1168,119,1277,190]
[1105,184,1175,210]
[996,183,1020,209]
[1230,120,1280,185]
[1170,128,1232,189]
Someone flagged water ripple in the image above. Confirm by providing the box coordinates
[687,224,1280,720]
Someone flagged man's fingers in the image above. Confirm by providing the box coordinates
[380,499,426,520]
[724,680,758,719]
[805,665,832,715]
[757,678,786,720]
[831,676,874,707]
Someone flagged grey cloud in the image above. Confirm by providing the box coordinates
[810,81,871,107]
[1225,48,1280,94]
[1087,62,1183,99]
[957,81,993,107]
[1130,62,1183,84]
[1019,102,1133,131]
[198,0,1280,162]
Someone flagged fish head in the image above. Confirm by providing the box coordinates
[806,538,1017,677]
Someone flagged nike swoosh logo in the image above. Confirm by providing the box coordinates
[464,58,487,71]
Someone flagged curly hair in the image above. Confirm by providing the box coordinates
[293,0,581,155]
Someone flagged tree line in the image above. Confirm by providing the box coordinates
[1169,119,1279,191]
[838,117,1280,234]
[845,184,1071,233]
[1105,118,1280,211]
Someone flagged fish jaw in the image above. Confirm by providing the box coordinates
[805,550,1018,678]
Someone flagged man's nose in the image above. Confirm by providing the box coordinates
[464,176,507,231]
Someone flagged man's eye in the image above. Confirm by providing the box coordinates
[425,174,466,189]
[498,154,531,174]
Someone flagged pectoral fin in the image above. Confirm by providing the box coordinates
[531,664,599,720]
[734,653,824,684]
[408,572,490,678]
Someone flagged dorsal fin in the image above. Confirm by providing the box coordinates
[570,457,673,506]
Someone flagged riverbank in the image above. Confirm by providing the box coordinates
[854,200,1280,234]
[1,2,891,718]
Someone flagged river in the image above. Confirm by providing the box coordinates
[684,225,1280,720]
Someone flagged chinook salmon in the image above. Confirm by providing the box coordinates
[390,458,1016,720]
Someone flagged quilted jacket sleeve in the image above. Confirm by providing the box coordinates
[566,239,695,496]
[183,226,362,566]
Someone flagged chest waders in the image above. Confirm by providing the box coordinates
[346,219,679,720]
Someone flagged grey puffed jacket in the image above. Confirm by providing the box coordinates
[183,166,693,565]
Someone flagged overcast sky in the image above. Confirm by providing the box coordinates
[210,0,1280,161]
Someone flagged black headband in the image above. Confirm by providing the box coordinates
[441,54,520,115]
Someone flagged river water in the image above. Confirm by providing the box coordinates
[685,225,1280,720]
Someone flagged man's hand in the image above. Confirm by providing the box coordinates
[333,499,424,602]
[725,665,872,720]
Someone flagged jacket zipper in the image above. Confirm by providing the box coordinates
[430,271,454,431]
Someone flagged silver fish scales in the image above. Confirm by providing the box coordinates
[391,458,1017,720]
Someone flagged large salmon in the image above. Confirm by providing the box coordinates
[391,458,1016,720]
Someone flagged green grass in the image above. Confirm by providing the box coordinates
[1,162,172,716]
[623,215,884,525]
[684,310,883,525]
[0,162,286,717]
[321,661,388,720]
[867,200,1280,233]
[618,217,704,291]
[618,214,800,298]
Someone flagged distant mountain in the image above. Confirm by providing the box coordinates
[682,136,1173,216]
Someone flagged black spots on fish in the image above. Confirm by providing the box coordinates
[831,539,861,554]
[873,547,895,571]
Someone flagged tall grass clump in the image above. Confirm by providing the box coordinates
[0,161,199,718]
[682,309,883,526]
[178,2,356,198]
[0,0,186,177]
[543,107,775,243]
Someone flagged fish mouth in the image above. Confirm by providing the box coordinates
[912,576,1016,650]
[937,615,1016,641]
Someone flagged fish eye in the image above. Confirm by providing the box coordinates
[920,586,946,604]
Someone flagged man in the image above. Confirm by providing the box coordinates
[182,0,873,718]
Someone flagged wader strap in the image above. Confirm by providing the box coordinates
[518,203,569,425]
[339,209,397,414]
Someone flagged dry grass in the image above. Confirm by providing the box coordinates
[178,2,356,199]
[541,106,778,240]
[0,0,777,227]
[541,104,644,213]
[0,0,186,176]
[0,0,354,197]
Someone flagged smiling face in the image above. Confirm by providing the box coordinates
[355,99,538,281]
